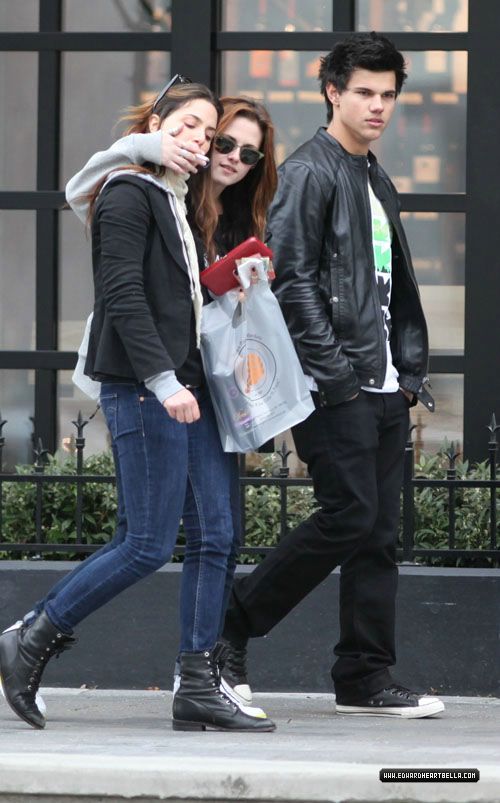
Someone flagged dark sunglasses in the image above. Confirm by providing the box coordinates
[214,134,264,166]
[152,74,193,113]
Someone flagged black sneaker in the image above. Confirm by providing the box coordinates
[219,641,253,707]
[335,684,445,718]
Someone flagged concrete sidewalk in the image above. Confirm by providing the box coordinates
[0,690,498,802]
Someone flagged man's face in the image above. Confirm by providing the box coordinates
[326,68,397,154]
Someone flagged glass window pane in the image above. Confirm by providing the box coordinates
[0,212,36,350]
[411,374,463,454]
[0,1,38,31]
[58,371,110,458]
[371,51,467,193]
[222,50,467,185]
[0,54,38,190]
[222,1,332,31]
[59,212,94,350]
[0,371,35,470]
[402,212,464,351]
[63,0,171,31]
[356,0,468,32]
[61,51,171,188]
[221,51,326,163]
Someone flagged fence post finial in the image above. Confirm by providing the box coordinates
[487,412,499,444]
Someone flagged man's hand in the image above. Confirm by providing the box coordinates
[399,387,414,403]
[161,124,209,175]
[164,388,200,423]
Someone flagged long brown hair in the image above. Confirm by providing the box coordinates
[189,96,278,262]
[84,82,222,224]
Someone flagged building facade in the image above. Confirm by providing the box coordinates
[1,0,499,468]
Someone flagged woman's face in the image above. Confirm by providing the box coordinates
[210,115,263,192]
[150,98,218,155]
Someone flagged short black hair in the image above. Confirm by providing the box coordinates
[319,32,407,122]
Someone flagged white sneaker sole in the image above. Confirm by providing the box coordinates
[336,697,445,718]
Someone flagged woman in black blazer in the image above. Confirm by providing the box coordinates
[0,81,274,733]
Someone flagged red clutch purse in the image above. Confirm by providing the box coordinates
[200,236,273,295]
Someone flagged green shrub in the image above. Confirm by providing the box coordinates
[411,448,499,567]
[0,447,498,566]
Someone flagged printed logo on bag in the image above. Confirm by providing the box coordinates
[233,339,277,400]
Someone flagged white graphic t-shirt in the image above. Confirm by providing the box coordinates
[361,180,399,393]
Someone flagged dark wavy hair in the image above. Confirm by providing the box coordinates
[319,32,407,122]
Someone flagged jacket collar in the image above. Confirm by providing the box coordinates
[316,127,379,172]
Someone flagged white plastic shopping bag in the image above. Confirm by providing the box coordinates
[200,257,314,452]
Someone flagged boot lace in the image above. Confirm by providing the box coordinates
[203,651,238,711]
[26,630,77,696]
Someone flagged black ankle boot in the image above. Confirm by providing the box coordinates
[172,649,276,732]
[0,611,74,729]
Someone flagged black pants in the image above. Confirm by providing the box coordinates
[223,390,410,701]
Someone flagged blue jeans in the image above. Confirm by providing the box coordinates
[42,383,240,652]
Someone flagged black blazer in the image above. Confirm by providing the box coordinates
[85,174,194,382]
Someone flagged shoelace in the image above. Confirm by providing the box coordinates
[206,657,237,710]
[25,630,76,696]
[384,684,415,699]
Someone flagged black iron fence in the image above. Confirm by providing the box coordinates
[0,409,498,565]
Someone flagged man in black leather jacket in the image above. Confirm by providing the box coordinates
[222,33,443,718]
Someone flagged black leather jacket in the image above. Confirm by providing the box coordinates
[268,127,434,410]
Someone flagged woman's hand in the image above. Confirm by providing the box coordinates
[163,388,200,423]
[160,124,209,175]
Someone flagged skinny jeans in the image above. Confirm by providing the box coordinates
[43,383,240,652]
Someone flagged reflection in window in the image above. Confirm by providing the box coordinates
[0,371,35,470]
[63,0,171,32]
[0,213,36,350]
[61,51,171,186]
[402,212,464,351]
[371,52,467,193]
[0,54,38,190]
[356,0,468,32]
[58,372,110,459]
[222,49,467,182]
[222,0,332,31]
[411,374,463,456]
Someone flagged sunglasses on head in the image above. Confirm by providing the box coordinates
[152,74,193,113]
[214,134,264,166]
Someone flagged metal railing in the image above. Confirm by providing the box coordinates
[0,409,498,565]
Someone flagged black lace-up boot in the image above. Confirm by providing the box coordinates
[172,649,275,732]
[0,611,75,729]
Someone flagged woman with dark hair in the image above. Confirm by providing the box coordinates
[63,92,278,709]
[0,80,275,734]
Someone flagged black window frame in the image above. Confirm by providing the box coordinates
[0,0,498,461]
